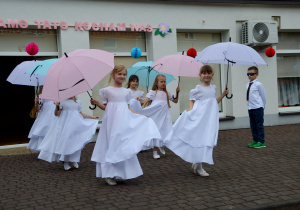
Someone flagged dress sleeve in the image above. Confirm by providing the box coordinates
[99,89,108,104]
[77,100,82,112]
[167,90,174,101]
[213,85,217,96]
[146,90,155,100]
[125,89,131,104]
[139,90,144,99]
[189,86,200,101]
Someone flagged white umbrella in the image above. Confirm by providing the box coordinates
[193,39,267,99]
[7,60,43,86]
[7,60,44,97]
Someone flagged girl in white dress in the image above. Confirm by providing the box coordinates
[137,75,180,159]
[164,65,228,176]
[127,75,144,113]
[90,65,161,186]
[28,86,56,153]
[38,97,99,171]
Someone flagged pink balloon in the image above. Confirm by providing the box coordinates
[26,43,39,56]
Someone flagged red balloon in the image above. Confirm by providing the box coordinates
[187,48,197,58]
[265,47,275,57]
[26,43,39,56]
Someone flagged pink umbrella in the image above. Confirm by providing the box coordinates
[151,54,203,79]
[41,49,114,107]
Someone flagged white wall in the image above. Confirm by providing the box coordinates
[2,0,300,127]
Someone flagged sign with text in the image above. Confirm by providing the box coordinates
[0,19,153,32]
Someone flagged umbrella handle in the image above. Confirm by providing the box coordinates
[89,105,97,110]
[225,62,233,99]
[225,85,233,99]
[87,91,97,110]
[226,93,233,99]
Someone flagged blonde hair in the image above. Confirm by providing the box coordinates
[108,65,127,84]
[30,86,43,119]
[143,75,171,108]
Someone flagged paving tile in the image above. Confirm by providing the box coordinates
[0,124,300,209]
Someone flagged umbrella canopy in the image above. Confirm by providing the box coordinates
[127,61,175,89]
[193,41,267,99]
[26,58,58,76]
[152,54,203,77]
[194,42,267,66]
[41,49,114,102]
[6,60,44,86]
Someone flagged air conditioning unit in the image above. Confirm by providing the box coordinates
[242,20,278,46]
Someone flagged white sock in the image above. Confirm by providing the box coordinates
[153,151,158,156]
[198,163,206,173]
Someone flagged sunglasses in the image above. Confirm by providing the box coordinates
[247,73,257,76]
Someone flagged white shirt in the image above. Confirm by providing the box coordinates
[246,79,266,110]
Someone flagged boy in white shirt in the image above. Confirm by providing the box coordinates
[246,66,266,148]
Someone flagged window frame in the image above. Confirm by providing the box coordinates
[277,51,300,113]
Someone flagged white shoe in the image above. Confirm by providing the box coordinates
[197,168,209,177]
[105,178,117,186]
[64,162,71,171]
[72,162,79,169]
[158,147,166,155]
[153,154,161,159]
[192,163,199,173]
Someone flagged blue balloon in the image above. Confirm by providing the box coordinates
[131,47,142,58]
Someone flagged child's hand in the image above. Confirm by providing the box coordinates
[90,99,98,106]
[185,108,191,112]
[55,102,60,106]
[176,86,180,92]
[136,97,142,101]
[223,88,229,96]
[35,97,39,103]
[93,116,99,119]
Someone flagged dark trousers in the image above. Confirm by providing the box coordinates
[248,107,265,143]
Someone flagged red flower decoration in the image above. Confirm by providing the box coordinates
[265,47,275,57]
[187,48,197,58]
[26,43,39,56]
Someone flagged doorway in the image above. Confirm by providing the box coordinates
[0,56,54,146]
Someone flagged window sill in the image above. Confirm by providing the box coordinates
[279,112,300,116]
[219,116,235,121]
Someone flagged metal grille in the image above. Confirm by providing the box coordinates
[242,22,248,44]
[253,22,269,42]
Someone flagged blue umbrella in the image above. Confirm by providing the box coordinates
[25,58,58,96]
[26,58,58,78]
[127,61,175,91]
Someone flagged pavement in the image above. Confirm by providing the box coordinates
[0,124,300,210]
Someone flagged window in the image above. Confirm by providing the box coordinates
[277,32,300,109]
[0,29,57,53]
[277,55,300,107]
[184,33,195,40]
[177,32,223,113]
[89,31,147,119]
[277,32,300,50]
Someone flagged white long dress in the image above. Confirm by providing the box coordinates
[91,87,161,180]
[164,85,219,165]
[139,90,174,149]
[38,99,98,163]
[27,98,56,152]
[128,89,144,113]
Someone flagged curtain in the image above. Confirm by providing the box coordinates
[278,77,300,107]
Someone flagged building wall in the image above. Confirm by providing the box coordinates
[1,0,300,129]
